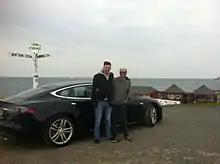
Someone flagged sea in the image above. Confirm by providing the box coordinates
[1,77,220,98]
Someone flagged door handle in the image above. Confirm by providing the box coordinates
[140,102,143,105]
[71,102,76,105]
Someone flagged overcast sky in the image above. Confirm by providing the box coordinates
[1,0,220,78]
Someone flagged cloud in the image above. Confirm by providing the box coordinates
[0,0,220,78]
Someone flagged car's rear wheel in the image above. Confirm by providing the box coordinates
[43,115,75,147]
[142,104,158,127]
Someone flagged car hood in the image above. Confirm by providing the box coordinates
[130,96,161,105]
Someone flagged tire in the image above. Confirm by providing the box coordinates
[157,108,163,122]
[142,104,158,127]
[43,115,75,147]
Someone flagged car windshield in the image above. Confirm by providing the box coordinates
[4,84,57,101]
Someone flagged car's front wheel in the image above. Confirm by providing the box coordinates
[43,115,75,147]
[142,104,158,127]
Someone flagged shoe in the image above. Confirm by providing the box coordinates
[107,138,118,143]
[94,139,100,143]
[124,136,132,141]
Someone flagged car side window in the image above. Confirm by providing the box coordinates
[59,89,70,96]
[56,85,92,98]
[71,86,92,98]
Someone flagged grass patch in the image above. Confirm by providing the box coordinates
[192,103,220,106]
[163,103,220,108]
[177,103,220,107]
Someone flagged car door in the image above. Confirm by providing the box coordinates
[70,85,94,130]
[125,102,136,123]
[125,99,143,123]
[54,84,94,130]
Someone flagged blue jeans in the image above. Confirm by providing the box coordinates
[94,101,112,140]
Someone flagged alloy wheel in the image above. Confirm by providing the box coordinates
[49,119,74,145]
[150,107,157,124]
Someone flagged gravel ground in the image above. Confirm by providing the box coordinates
[0,105,220,164]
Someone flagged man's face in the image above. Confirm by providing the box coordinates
[119,68,127,78]
[103,64,111,74]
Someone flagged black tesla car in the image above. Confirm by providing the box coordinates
[0,81,163,147]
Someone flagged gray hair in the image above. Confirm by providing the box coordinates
[119,68,127,72]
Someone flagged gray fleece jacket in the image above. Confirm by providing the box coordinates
[112,77,131,105]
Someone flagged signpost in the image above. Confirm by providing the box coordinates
[9,42,51,88]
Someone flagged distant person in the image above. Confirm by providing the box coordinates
[91,61,117,143]
[111,68,132,141]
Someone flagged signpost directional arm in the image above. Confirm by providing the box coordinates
[10,52,33,59]
[9,42,51,89]
[37,54,51,59]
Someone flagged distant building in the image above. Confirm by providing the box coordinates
[129,83,220,104]
[161,84,187,103]
[192,85,216,103]
[213,90,220,103]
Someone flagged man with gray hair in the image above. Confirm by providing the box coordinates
[111,68,132,141]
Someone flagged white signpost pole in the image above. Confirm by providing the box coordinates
[9,42,51,89]
[29,42,41,88]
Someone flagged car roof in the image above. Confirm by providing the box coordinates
[41,80,92,89]
[4,81,92,103]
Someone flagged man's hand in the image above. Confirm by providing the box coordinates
[123,99,128,104]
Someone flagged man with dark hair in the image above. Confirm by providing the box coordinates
[91,61,117,143]
[111,68,132,142]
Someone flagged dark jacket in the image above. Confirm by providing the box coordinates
[91,72,114,102]
[125,76,131,96]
